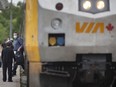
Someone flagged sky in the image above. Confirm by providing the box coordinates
[8,0,23,5]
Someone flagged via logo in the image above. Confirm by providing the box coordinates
[76,22,114,33]
[106,23,114,32]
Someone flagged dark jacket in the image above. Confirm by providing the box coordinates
[1,47,15,64]
[13,37,23,51]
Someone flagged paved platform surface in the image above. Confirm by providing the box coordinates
[0,67,20,87]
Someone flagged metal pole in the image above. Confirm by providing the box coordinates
[10,0,12,39]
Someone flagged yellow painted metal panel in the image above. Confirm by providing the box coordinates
[25,0,40,62]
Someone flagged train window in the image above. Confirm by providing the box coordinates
[49,34,65,47]
[79,0,109,14]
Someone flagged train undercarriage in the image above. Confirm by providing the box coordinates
[39,54,116,87]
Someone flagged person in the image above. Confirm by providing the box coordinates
[1,38,11,48]
[1,39,7,48]
[1,42,16,82]
[1,39,7,68]
[12,32,24,76]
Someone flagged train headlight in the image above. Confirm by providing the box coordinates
[97,1,105,10]
[79,0,109,14]
[83,1,91,10]
[49,37,56,46]
[51,18,62,29]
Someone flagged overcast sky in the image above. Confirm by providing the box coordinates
[8,0,23,5]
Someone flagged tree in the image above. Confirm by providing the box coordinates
[0,1,24,43]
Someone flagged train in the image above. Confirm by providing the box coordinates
[24,0,116,87]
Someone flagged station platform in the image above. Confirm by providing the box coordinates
[0,67,20,87]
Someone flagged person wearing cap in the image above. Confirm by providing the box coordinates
[1,42,16,82]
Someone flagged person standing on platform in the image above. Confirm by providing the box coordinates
[12,32,24,76]
[1,42,16,82]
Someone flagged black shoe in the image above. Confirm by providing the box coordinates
[3,79,6,82]
[3,80,6,82]
[8,80,13,82]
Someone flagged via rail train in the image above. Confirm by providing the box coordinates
[25,0,116,87]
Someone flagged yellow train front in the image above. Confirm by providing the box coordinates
[25,0,116,87]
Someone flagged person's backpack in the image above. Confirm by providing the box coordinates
[15,51,24,65]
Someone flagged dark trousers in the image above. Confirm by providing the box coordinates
[3,63,12,81]
[12,50,24,75]
[12,63,24,75]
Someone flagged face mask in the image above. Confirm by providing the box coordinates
[13,35,17,39]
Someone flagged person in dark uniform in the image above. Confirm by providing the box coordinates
[1,42,16,82]
[12,32,24,76]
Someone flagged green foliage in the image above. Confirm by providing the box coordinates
[0,2,24,43]
[0,23,8,43]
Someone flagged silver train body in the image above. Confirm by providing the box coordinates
[27,0,116,87]
[39,0,116,62]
